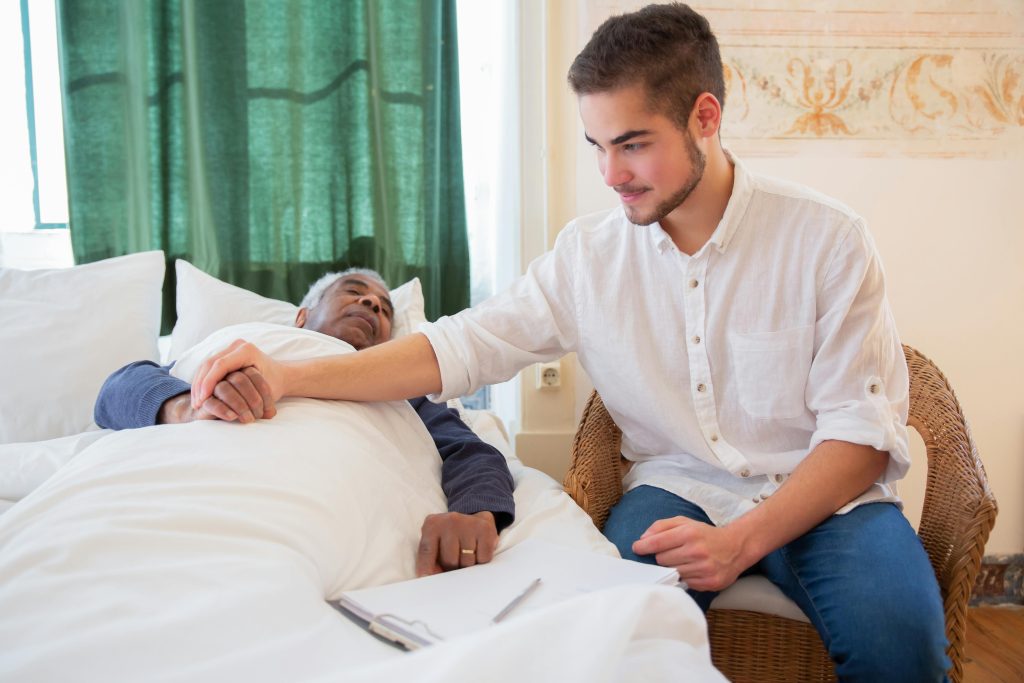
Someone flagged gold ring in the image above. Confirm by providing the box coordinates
[460,548,475,555]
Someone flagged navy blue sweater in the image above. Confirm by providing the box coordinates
[94,361,515,530]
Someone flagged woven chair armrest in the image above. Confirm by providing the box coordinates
[563,391,625,529]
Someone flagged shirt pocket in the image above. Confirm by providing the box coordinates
[729,325,814,420]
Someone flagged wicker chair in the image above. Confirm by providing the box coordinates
[563,345,997,683]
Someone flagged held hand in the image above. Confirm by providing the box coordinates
[415,511,499,577]
[631,517,749,592]
[161,367,278,425]
[192,340,285,410]
[158,394,210,424]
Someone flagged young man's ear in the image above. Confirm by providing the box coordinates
[691,92,723,139]
[294,308,308,329]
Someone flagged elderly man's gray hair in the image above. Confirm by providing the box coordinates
[300,268,389,309]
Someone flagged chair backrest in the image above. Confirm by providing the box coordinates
[904,345,997,584]
[903,345,997,681]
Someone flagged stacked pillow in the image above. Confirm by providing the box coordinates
[0,253,426,444]
[0,252,164,443]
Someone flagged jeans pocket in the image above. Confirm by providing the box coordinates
[729,325,814,419]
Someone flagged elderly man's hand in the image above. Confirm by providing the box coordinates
[415,511,499,577]
[159,367,278,425]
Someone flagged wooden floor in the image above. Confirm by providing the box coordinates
[963,605,1024,682]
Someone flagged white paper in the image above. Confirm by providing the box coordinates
[336,538,680,645]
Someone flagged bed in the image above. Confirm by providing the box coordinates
[0,252,724,682]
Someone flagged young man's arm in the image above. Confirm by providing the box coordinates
[409,396,515,577]
[94,361,275,429]
[191,333,443,410]
[632,440,887,591]
[192,231,586,409]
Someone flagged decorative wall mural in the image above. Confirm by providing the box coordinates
[583,1,1024,157]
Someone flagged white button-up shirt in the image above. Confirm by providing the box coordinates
[422,155,909,526]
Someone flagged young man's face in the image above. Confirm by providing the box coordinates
[579,84,706,227]
[298,276,394,350]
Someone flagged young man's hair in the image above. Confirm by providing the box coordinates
[300,268,388,310]
[567,3,725,131]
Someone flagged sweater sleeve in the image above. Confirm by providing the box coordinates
[94,361,191,430]
[408,396,515,531]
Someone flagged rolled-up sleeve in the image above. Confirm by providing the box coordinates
[806,219,910,482]
[420,225,581,402]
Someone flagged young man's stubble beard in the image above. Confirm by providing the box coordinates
[623,130,707,227]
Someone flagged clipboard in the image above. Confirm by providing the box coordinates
[331,603,437,650]
[330,538,679,651]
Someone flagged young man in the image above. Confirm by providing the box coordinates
[94,268,515,578]
[190,5,948,679]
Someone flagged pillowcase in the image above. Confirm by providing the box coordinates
[169,261,296,361]
[0,251,165,444]
[169,260,426,361]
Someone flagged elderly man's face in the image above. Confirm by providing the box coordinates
[297,276,394,350]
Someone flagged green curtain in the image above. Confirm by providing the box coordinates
[57,0,469,332]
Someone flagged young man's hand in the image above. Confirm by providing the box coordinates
[159,367,277,425]
[631,517,750,592]
[415,511,499,577]
[192,340,286,410]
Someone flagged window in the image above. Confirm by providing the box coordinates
[456,0,521,420]
[0,0,72,268]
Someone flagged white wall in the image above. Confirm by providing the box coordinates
[514,0,1023,555]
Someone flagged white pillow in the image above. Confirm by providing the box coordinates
[0,430,111,506]
[169,261,296,361]
[388,277,427,339]
[0,251,164,444]
[169,260,425,361]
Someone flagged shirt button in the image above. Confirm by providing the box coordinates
[774,474,784,483]
[693,335,701,344]
[752,497,760,504]
[688,279,699,288]
[869,383,880,394]
[740,468,750,478]
[710,434,719,442]
[696,383,706,392]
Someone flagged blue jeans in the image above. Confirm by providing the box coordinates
[604,485,950,682]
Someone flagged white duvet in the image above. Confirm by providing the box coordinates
[0,323,723,682]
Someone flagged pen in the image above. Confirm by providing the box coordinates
[492,577,542,623]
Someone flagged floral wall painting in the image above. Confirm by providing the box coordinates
[584,1,1024,157]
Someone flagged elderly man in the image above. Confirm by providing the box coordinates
[94,268,514,577]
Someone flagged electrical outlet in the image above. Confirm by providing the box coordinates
[537,361,561,389]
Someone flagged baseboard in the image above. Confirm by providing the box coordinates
[971,554,1024,605]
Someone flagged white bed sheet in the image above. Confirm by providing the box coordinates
[0,324,721,682]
